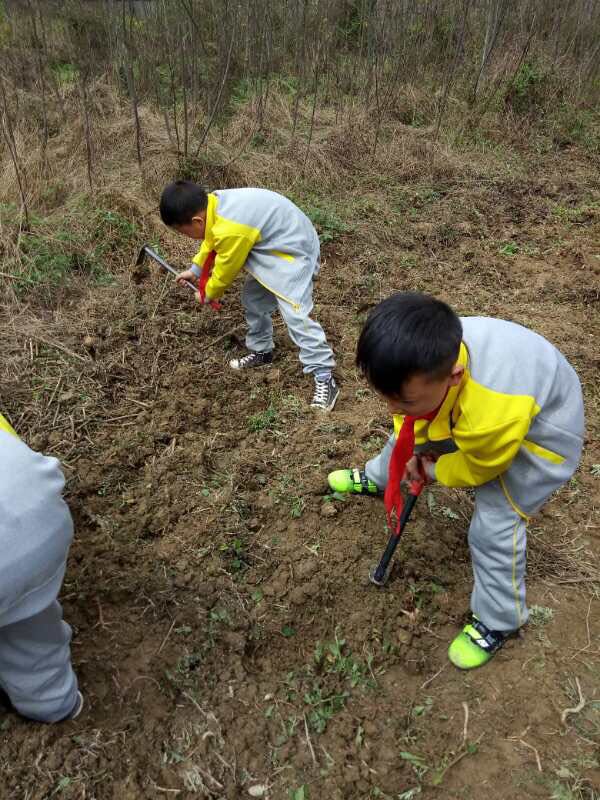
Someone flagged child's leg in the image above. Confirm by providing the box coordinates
[364,434,395,489]
[0,601,79,722]
[242,276,278,353]
[468,480,528,631]
[469,425,583,633]
[275,296,335,376]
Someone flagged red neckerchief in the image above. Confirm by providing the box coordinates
[197,251,221,311]
[384,404,441,532]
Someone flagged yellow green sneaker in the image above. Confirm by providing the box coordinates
[448,616,514,670]
[328,468,380,495]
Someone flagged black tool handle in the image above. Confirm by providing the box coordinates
[372,492,419,584]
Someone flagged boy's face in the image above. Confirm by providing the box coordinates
[382,364,464,418]
[172,212,206,240]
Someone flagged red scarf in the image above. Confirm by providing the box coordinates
[197,251,223,311]
[384,406,440,532]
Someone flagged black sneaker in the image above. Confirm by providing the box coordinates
[311,375,340,412]
[229,351,273,370]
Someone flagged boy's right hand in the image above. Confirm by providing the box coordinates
[404,453,437,484]
[176,269,197,287]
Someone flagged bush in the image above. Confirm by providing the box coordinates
[504,61,547,115]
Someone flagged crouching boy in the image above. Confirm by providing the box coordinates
[0,414,82,721]
[159,181,339,411]
[328,293,584,669]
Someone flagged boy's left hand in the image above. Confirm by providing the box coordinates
[176,268,198,287]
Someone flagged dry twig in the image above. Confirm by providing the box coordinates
[560,677,586,726]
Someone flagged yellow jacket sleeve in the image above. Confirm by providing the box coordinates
[192,241,212,270]
[194,235,255,299]
[435,415,532,487]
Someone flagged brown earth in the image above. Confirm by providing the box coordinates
[1,143,600,800]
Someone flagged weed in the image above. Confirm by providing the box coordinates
[552,200,599,225]
[279,393,304,416]
[591,464,600,477]
[434,223,459,247]
[50,61,78,84]
[219,537,248,573]
[289,786,309,800]
[499,242,519,256]
[290,496,305,518]
[551,107,600,153]
[4,203,137,295]
[274,630,374,737]
[314,630,374,689]
[304,685,349,733]
[302,203,349,244]
[399,750,429,780]
[505,61,546,115]
[248,405,279,432]
[546,767,600,800]
[529,605,554,626]
[363,434,384,453]
[412,697,434,718]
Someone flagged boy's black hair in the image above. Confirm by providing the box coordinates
[356,292,463,396]
[159,180,208,226]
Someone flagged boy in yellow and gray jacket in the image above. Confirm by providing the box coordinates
[328,293,584,669]
[159,181,339,411]
[0,414,83,721]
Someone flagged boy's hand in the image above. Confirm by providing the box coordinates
[176,269,197,286]
[404,453,437,484]
[195,291,213,305]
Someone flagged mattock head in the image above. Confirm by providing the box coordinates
[135,245,150,266]
[368,564,390,586]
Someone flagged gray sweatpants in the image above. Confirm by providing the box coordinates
[366,433,582,631]
[0,602,78,722]
[242,275,335,376]
[0,428,78,722]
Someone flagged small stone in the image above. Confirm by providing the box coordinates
[321,502,338,517]
[397,629,412,645]
[83,335,97,355]
[248,786,267,797]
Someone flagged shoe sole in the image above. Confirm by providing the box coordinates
[229,361,272,370]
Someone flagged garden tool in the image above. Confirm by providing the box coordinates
[135,245,222,310]
[368,478,423,587]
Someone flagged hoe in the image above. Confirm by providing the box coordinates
[368,480,423,586]
[135,245,222,310]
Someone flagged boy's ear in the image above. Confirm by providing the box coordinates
[448,363,464,386]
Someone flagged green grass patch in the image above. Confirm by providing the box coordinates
[1,203,138,296]
[248,405,279,432]
[274,629,375,737]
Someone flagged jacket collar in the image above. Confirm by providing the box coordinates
[427,342,469,440]
[203,193,217,244]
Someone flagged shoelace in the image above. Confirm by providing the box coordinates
[312,379,329,403]
[240,353,261,367]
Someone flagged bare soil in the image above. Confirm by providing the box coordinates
[1,143,599,800]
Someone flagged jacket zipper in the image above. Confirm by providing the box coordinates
[244,267,301,312]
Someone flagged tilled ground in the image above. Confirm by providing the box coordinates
[1,143,599,800]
